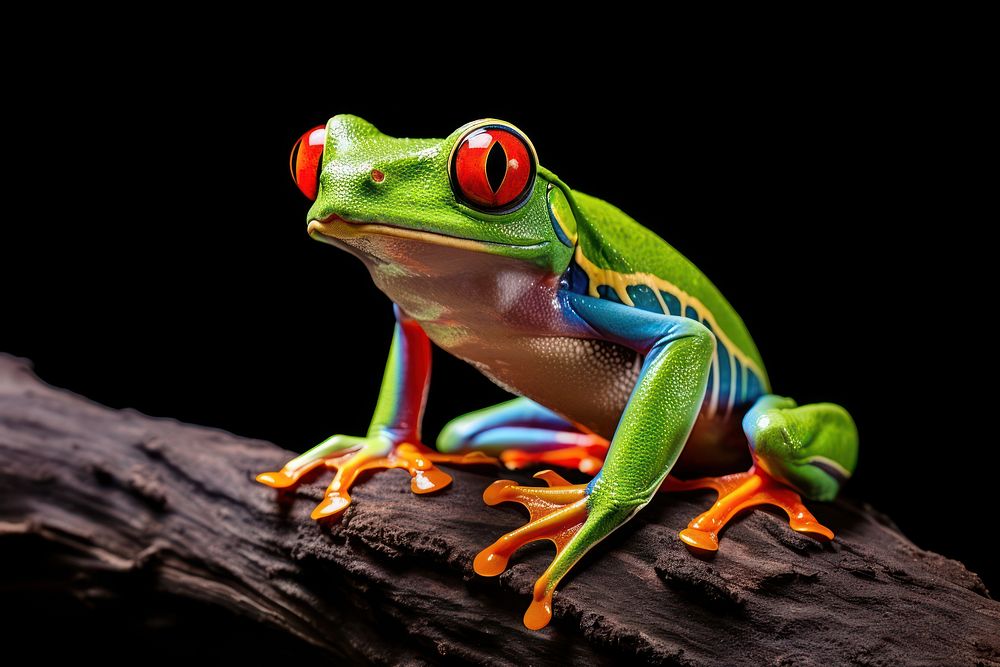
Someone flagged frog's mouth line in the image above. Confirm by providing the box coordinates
[307,216,549,253]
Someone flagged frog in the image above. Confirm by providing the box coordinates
[256,116,859,630]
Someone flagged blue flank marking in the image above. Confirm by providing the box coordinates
[626,284,665,314]
[597,284,624,304]
[746,370,762,402]
[659,291,680,316]
[563,260,590,295]
[558,263,769,411]
[716,330,732,409]
[734,358,743,404]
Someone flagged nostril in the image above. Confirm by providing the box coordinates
[370,168,385,183]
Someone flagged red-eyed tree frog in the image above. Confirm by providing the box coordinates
[257,116,859,630]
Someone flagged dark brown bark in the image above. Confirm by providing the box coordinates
[1,353,997,665]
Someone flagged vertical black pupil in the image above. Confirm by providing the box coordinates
[485,141,508,193]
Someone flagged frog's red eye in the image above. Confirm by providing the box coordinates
[289,125,326,200]
[450,123,537,212]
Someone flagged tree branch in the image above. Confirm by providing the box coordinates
[1,353,996,665]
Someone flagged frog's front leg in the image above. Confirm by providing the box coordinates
[437,397,609,474]
[256,305,493,520]
[666,395,858,550]
[475,295,714,629]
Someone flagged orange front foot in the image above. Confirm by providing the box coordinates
[473,470,589,629]
[257,439,494,521]
[663,465,834,551]
[500,436,609,475]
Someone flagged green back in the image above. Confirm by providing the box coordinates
[572,191,768,383]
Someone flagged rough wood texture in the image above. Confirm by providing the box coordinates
[1,353,997,665]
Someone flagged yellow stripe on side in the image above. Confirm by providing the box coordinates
[573,247,767,382]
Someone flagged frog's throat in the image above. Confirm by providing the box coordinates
[307,216,549,254]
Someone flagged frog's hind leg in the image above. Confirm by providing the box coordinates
[437,397,609,474]
[665,395,858,551]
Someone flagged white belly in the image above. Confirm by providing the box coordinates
[355,235,641,437]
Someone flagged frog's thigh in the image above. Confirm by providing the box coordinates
[744,395,859,501]
[436,397,600,455]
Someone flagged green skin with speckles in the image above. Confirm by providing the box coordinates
[262,115,859,630]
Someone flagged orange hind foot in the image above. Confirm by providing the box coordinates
[664,465,833,551]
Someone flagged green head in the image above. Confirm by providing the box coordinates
[288,115,579,275]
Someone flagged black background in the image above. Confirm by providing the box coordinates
[3,41,991,645]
